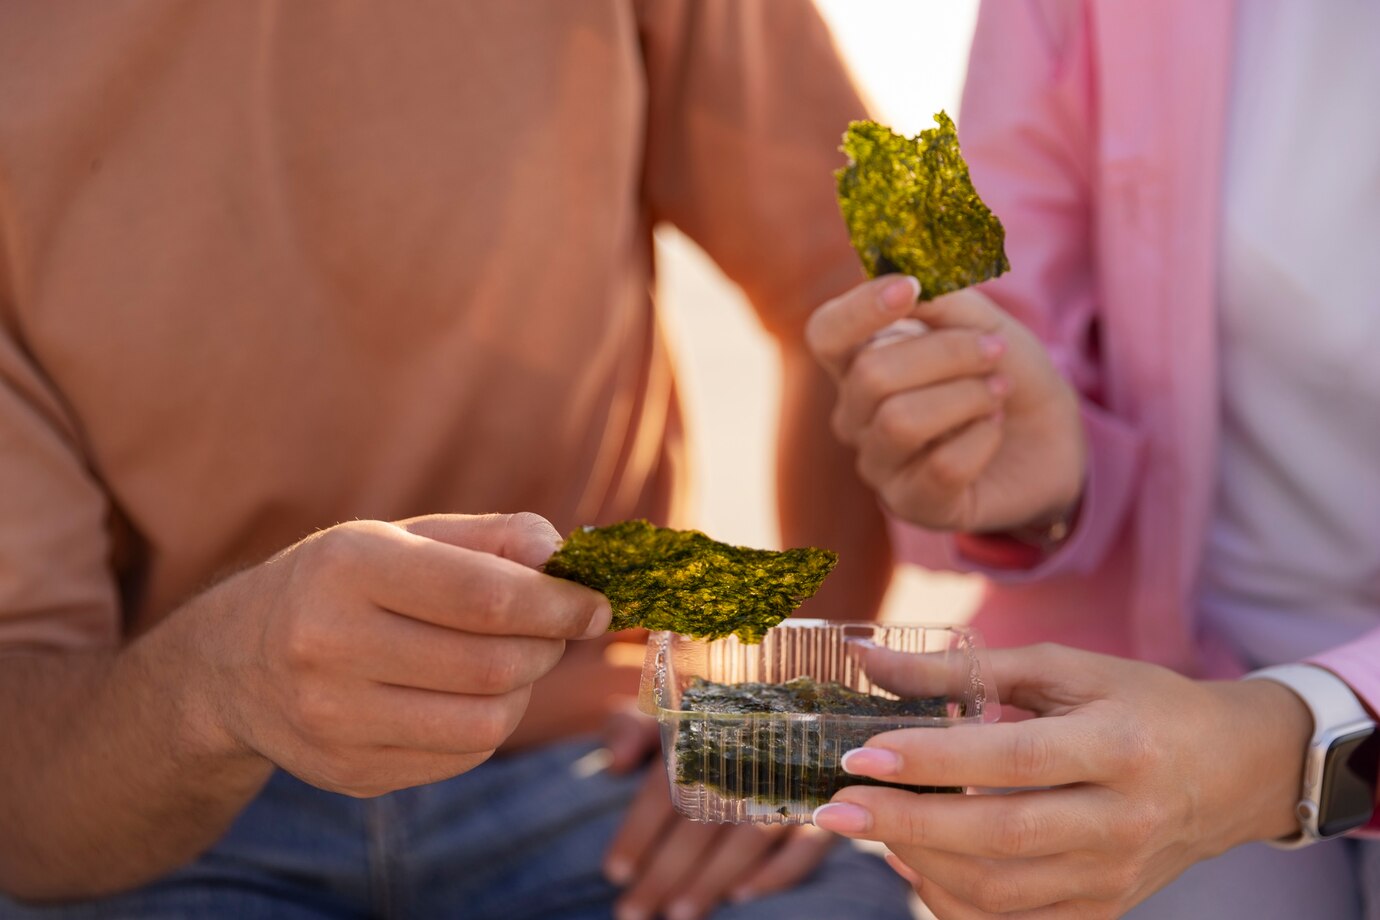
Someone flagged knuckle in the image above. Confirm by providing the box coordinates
[1029,642,1072,670]
[474,573,516,626]
[923,450,968,491]
[504,511,559,549]
[895,803,930,846]
[1116,799,1162,849]
[851,352,891,402]
[1103,859,1143,898]
[970,874,1021,914]
[281,613,326,670]
[962,331,990,367]
[1011,730,1055,782]
[990,804,1043,856]
[804,309,831,358]
[877,479,917,520]
[966,377,1001,413]
[1107,724,1156,777]
[873,399,915,445]
[292,685,340,738]
[304,524,377,577]
[469,698,522,751]
[309,752,376,797]
[476,650,524,694]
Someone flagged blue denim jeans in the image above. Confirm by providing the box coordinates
[4,737,914,919]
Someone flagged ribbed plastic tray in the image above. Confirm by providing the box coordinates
[638,620,994,824]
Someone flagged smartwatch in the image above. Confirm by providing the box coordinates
[1243,664,1378,848]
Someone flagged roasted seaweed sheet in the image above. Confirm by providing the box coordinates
[836,112,1009,300]
[543,521,837,643]
[673,677,961,806]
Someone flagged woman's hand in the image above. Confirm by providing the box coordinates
[812,644,1313,918]
[805,275,1085,533]
[601,712,836,920]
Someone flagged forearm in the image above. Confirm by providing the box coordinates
[0,592,271,902]
[777,347,892,620]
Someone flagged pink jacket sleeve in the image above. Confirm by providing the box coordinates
[1310,634,1380,723]
[889,0,1143,583]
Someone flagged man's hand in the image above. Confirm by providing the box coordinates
[813,644,1314,918]
[805,275,1085,533]
[600,712,836,920]
[198,512,611,797]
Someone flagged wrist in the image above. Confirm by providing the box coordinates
[1243,664,1378,846]
[149,579,269,774]
[1212,679,1314,843]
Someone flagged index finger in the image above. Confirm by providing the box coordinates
[354,528,612,639]
[806,275,921,378]
[845,716,1117,789]
[911,287,1005,334]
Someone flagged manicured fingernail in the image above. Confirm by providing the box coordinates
[841,746,901,776]
[583,600,613,638]
[987,375,1010,398]
[979,334,1006,360]
[729,888,755,904]
[813,802,873,833]
[615,904,647,920]
[605,857,634,886]
[666,901,698,920]
[880,276,921,312]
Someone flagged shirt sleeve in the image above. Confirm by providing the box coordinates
[0,319,119,652]
[634,0,868,339]
[890,0,1145,582]
[1307,635,1380,835]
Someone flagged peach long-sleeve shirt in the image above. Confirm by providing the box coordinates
[0,2,866,650]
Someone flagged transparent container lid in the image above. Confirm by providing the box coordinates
[639,620,997,825]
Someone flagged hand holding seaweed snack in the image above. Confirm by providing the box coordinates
[807,114,1085,534]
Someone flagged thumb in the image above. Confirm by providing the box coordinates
[981,643,1122,715]
[396,512,562,569]
[806,274,921,378]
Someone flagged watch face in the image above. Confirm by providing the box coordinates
[1319,728,1379,838]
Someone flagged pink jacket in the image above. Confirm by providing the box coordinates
[893,1,1380,713]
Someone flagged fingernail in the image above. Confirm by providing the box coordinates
[666,901,699,920]
[583,600,613,639]
[979,334,1006,360]
[841,746,901,776]
[987,375,1010,398]
[812,802,873,834]
[879,276,920,312]
[605,857,634,886]
[615,907,647,920]
[729,888,756,904]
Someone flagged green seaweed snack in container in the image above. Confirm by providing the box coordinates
[673,676,962,805]
[639,621,997,825]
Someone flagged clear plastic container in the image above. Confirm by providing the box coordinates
[638,620,996,825]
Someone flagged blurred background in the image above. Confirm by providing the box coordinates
[656,1,983,627]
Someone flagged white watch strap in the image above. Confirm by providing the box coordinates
[1243,663,1375,847]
